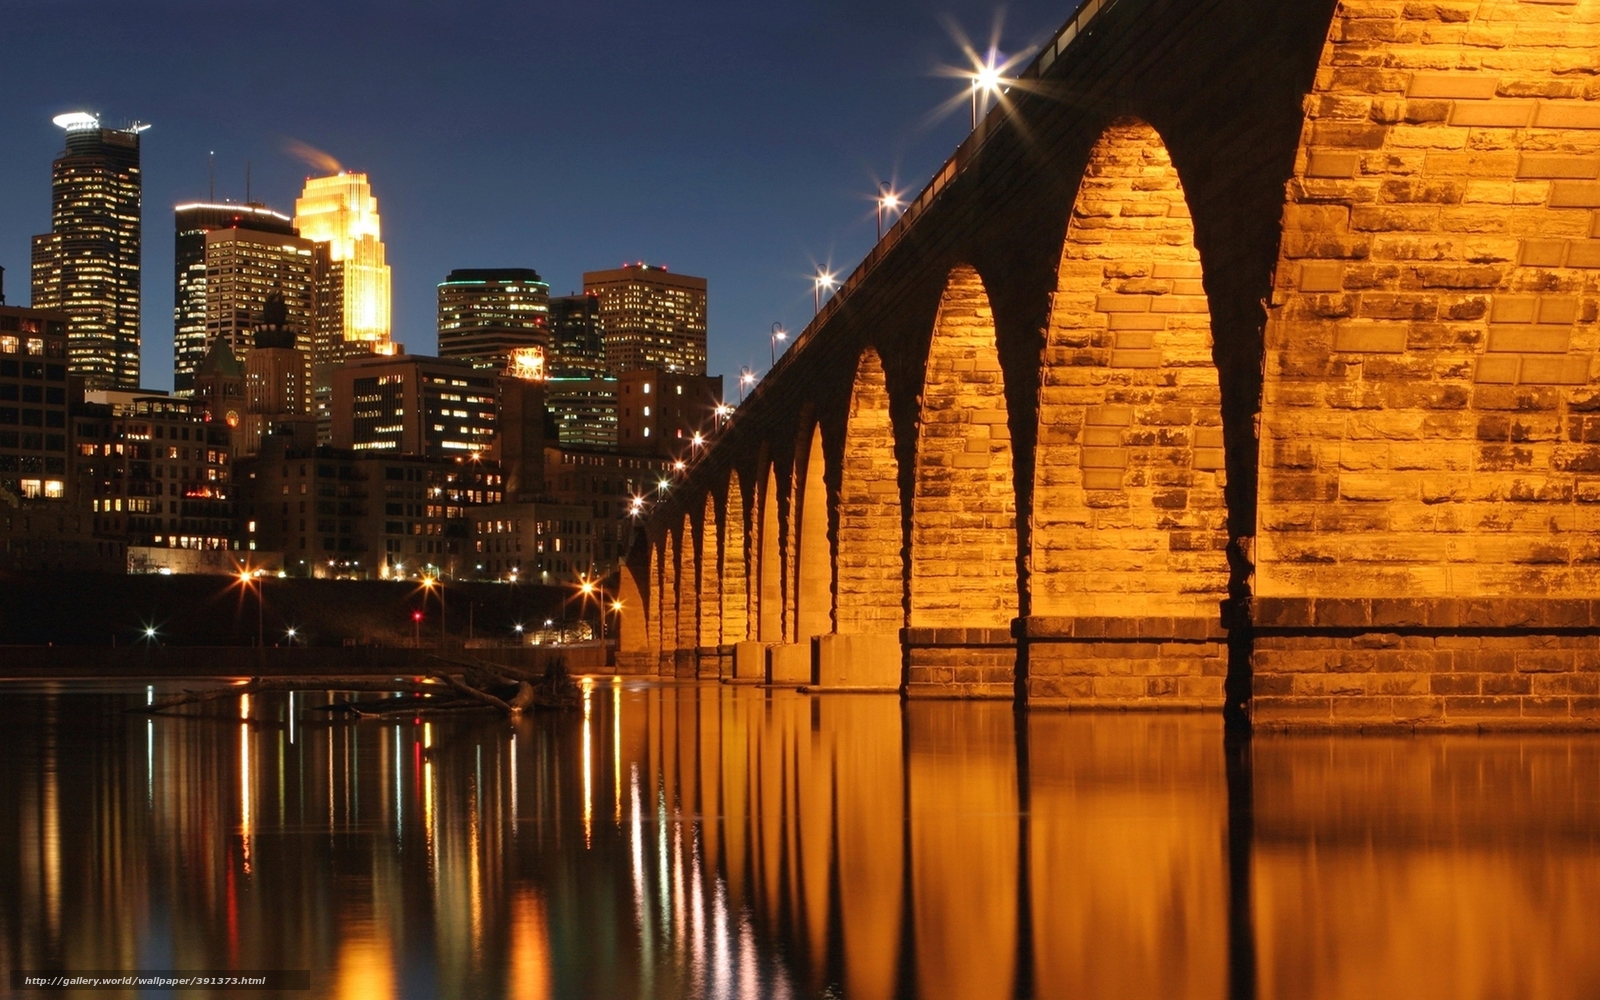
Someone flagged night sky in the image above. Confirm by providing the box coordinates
[0,0,1071,393]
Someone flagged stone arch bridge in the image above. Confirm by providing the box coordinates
[619,0,1600,729]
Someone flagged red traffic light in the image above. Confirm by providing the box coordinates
[412,611,423,622]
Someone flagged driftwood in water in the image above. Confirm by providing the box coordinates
[129,653,584,718]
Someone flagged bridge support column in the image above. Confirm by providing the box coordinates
[766,643,811,685]
[672,649,696,678]
[1017,617,1228,709]
[811,633,901,691]
[695,646,728,679]
[614,651,655,675]
[1252,599,1600,732]
[902,628,1015,699]
[730,641,768,683]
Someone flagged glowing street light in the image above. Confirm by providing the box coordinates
[770,322,788,366]
[691,431,705,451]
[420,576,445,649]
[738,367,756,403]
[284,627,298,646]
[814,270,838,314]
[657,477,672,495]
[967,51,1013,128]
[672,460,686,473]
[236,567,264,647]
[877,184,903,240]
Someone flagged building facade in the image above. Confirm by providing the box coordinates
[236,439,504,579]
[330,354,497,459]
[75,390,236,556]
[547,292,606,377]
[582,264,706,375]
[616,368,723,458]
[437,268,550,372]
[0,304,106,571]
[171,202,301,394]
[31,112,148,390]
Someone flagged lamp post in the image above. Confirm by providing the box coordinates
[770,322,787,366]
[738,368,756,402]
[422,576,445,650]
[877,184,902,240]
[970,56,1005,129]
[814,270,837,314]
[237,568,263,648]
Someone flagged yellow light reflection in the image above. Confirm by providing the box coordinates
[239,722,252,874]
[582,681,593,849]
[509,887,552,1000]
[334,927,395,1000]
[613,680,622,825]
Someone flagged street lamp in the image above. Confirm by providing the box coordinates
[236,567,263,648]
[770,322,787,366]
[738,368,756,402]
[877,184,903,240]
[421,576,445,649]
[970,55,1007,128]
[813,269,838,314]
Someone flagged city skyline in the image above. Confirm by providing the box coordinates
[0,0,1070,395]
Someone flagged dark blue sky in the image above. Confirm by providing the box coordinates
[0,0,1070,392]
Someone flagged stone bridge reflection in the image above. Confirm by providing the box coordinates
[3,684,1600,998]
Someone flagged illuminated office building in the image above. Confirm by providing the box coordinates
[436,268,549,372]
[171,202,302,394]
[293,172,394,435]
[547,292,607,377]
[330,353,496,460]
[582,264,706,375]
[31,112,149,390]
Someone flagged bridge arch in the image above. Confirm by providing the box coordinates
[698,492,722,665]
[837,347,905,637]
[722,471,750,645]
[675,511,696,671]
[616,561,649,666]
[757,458,783,643]
[660,526,679,669]
[1025,116,1231,705]
[908,264,1018,697]
[794,421,831,645]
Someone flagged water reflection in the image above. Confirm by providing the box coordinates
[0,683,1598,998]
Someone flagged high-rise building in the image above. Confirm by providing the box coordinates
[436,268,550,372]
[582,264,706,375]
[171,202,302,395]
[548,292,607,378]
[31,112,149,390]
[616,368,724,459]
[330,353,497,459]
[292,172,394,436]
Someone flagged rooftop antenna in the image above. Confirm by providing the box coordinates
[246,161,252,204]
[208,151,214,202]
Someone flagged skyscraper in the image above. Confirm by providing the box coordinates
[436,268,550,372]
[582,264,706,375]
[171,202,302,395]
[31,112,149,390]
[547,292,607,378]
[293,172,393,436]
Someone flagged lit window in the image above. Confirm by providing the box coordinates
[643,383,651,394]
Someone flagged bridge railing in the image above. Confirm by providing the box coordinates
[731,0,1121,419]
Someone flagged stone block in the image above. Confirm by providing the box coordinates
[1549,181,1600,208]
[766,642,812,685]
[1300,261,1346,292]
[1534,102,1600,129]
[1333,323,1407,352]
[1566,241,1600,268]
[1517,155,1600,179]
[732,641,768,681]
[1485,326,1571,353]
[1519,356,1589,385]
[1449,100,1534,127]
[814,632,901,688]
[1408,73,1500,100]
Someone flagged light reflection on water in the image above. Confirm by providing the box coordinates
[0,682,1598,998]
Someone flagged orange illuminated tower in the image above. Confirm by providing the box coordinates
[292,171,393,439]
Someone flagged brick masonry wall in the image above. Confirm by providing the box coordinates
[1033,119,1231,620]
[676,513,697,654]
[837,349,905,637]
[659,529,678,669]
[758,464,782,643]
[1021,616,1228,708]
[795,427,831,642]
[722,474,750,645]
[698,494,722,650]
[1260,0,1600,599]
[646,545,661,660]
[1251,0,1600,727]
[910,265,1019,634]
